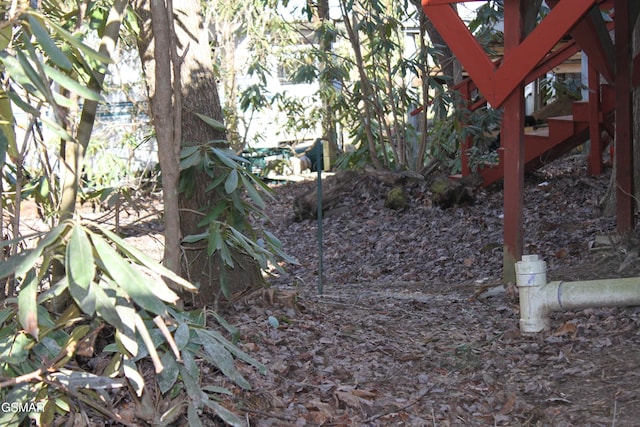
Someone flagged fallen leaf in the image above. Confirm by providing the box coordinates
[553,321,577,337]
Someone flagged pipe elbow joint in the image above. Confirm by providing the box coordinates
[515,255,551,333]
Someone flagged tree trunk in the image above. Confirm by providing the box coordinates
[58,1,128,223]
[340,3,384,169]
[134,0,262,306]
[52,1,128,311]
[150,0,182,276]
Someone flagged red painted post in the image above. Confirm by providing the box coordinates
[587,61,603,175]
[614,0,636,231]
[502,0,525,284]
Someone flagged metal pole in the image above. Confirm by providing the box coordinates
[316,139,324,295]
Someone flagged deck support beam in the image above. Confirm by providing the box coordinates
[502,0,526,283]
[614,0,636,232]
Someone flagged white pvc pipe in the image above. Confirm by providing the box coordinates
[515,255,640,334]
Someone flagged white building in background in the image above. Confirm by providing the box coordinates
[225,26,322,150]
[227,2,485,152]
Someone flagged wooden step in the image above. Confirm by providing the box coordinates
[525,125,549,138]
[546,115,577,139]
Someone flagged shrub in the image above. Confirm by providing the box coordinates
[0,220,265,426]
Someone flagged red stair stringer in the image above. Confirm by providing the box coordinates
[475,83,615,187]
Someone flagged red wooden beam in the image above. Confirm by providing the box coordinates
[422,0,597,107]
[422,4,497,100]
[633,53,640,88]
[450,27,598,114]
[494,0,595,105]
[550,1,616,83]
[525,38,584,83]
[501,0,525,284]
[614,0,636,232]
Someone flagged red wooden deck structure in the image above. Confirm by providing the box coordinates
[421,0,637,282]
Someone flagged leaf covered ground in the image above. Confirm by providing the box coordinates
[214,156,640,426]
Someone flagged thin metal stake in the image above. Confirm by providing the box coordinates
[316,139,324,295]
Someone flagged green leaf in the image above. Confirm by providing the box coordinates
[0,332,31,364]
[0,52,44,99]
[66,224,96,315]
[195,112,226,132]
[93,284,124,331]
[224,169,238,194]
[16,42,51,101]
[229,227,258,251]
[94,225,197,293]
[195,329,251,390]
[17,271,39,340]
[0,250,36,280]
[180,145,200,158]
[0,22,11,51]
[0,222,69,279]
[264,230,299,265]
[174,322,190,350]
[40,398,56,426]
[180,365,205,415]
[5,87,43,114]
[206,223,222,256]
[205,171,227,192]
[40,114,74,140]
[219,241,234,268]
[210,147,244,169]
[90,232,172,315]
[199,329,266,375]
[219,269,231,300]
[197,202,227,228]
[181,348,200,381]
[44,14,112,65]
[182,232,208,244]
[246,170,275,201]
[36,305,55,330]
[202,399,244,427]
[209,312,241,344]
[32,337,62,362]
[115,329,138,357]
[43,63,103,101]
[187,403,204,427]
[157,351,180,394]
[0,307,14,327]
[51,87,82,109]
[27,15,73,71]
[240,174,265,209]
[179,148,202,170]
